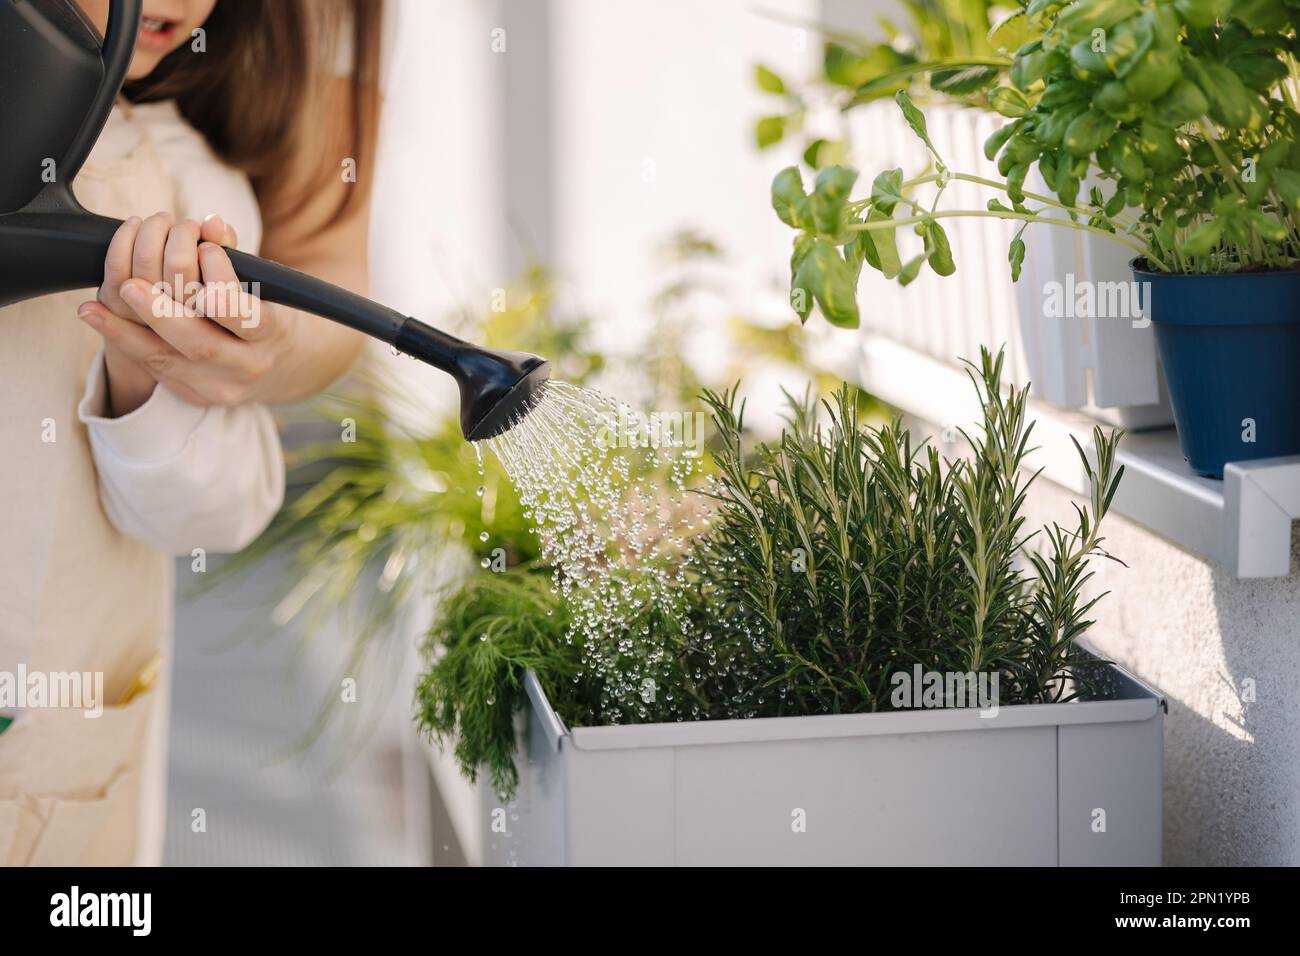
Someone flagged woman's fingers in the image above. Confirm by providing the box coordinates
[88,211,282,407]
[77,300,191,380]
[117,278,244,367]
[78,300,223,407]
[105,212,244,327]
[131,211,175,288]
[162,219,203,311]
[197,241,268,340]
[99,216,142,317]
[200,212,238,249]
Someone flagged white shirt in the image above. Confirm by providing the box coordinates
[75,100,283,556]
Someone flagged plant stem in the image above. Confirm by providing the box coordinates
[847,209,1156,262]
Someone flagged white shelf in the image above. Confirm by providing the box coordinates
[856,333,1300,578]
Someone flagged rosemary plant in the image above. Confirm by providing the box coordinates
[690,346,1124,712]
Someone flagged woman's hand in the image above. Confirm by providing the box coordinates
[77,212,299,416]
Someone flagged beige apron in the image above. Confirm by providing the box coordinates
[0,102,177,865]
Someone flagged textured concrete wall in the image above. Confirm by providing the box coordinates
[1027,480,1300,866]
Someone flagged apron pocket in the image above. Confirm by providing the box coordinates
[0,768,139,866]
[0,683,157,798]
[0,683,159,865]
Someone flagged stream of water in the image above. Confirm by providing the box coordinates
[481,380,705,720]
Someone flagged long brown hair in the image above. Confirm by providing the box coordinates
[125,0,383,230]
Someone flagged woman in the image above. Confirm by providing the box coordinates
[0,0,385,865]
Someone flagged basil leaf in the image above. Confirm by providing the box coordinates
[1069,40,1112,82]
[797,238,861,327]
[871,168,906,215]
[895,90,943,165]
[1122,47,1182,101]
[1008,236,1027,281]
[790,234,815,323]
[810,165,859,235]
[897,254,927,286]
[1148,79,1209,127]
[755,64,786,95]
[1056,0,1143,37]
[1173,0,1229,30]
[1273,168,1300,211]
[1012,45,1062,91]
[922,220,956,276]
[1006,162,1031,203]
[771,167,809,229]
[756,115,786,149]
[1063,109,1118,157]
[988,86,1031,118]
[930,65,1001,96]
[1102,18,1155,79]
[984,120,1022,161]
[1182,219,1222,256]
[1195,61,1268,132]
[1095,80,1141,122]
[864,208,903,279]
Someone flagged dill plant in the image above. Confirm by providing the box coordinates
[413,570,589,795]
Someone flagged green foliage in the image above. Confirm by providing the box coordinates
[418,348,1126,793]
[413,570,593,795]
[752,2,1015,159]
[691,346,1124,711]
[768,1,1300,322]
[994,0,1300,273]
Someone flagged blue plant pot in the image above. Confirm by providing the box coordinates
[1133,260,1300,479]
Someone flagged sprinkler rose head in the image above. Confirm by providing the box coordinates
[391,315,551,441]
[459,350,552,442]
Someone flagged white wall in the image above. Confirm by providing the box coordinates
[366,0,508,426]
[547,0,822,376]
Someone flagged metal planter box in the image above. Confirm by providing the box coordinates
[480,658,1165,866]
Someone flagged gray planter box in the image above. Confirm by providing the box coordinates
[480,657,1165,866]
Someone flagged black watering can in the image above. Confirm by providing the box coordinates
[0,0,549,440]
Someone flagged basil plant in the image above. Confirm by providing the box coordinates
[772,0,1300,328]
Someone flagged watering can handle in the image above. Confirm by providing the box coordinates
[224,247,410,341]
[59,0,143,187]
[214,249,474,372]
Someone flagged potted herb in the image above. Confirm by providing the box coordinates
[752,2,1177,430]
[771,0,1300,477]
[416,350,1166,866]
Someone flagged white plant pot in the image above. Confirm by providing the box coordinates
[479,657,1165,866]
[845,100,1173,429]
[1013,168,1174,430]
